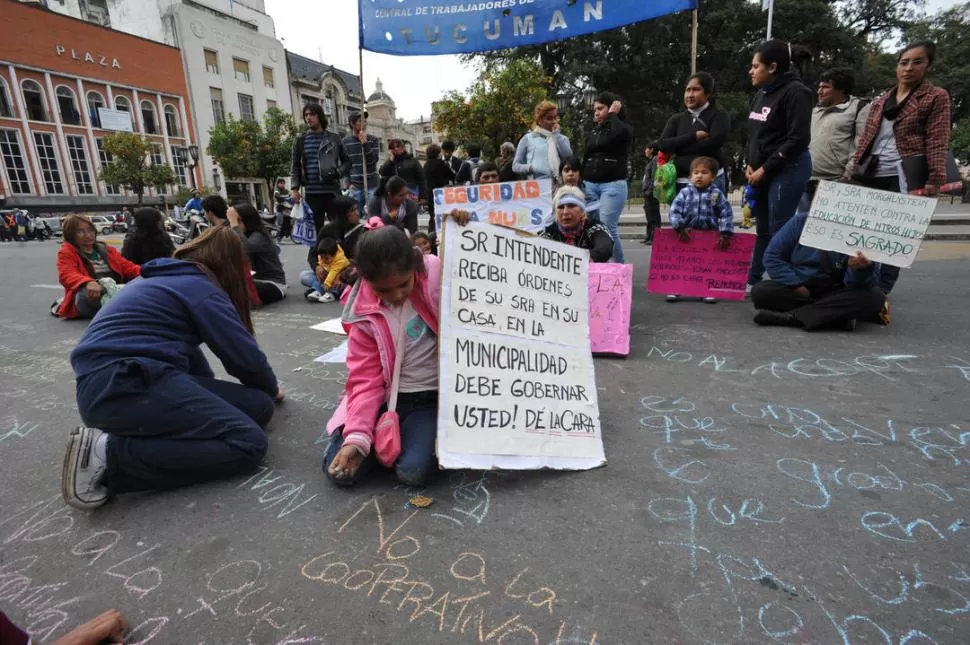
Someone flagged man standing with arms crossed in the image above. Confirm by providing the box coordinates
[290,103,350,236]
[342,111,380,215]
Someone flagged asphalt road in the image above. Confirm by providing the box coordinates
[1,237,969,644]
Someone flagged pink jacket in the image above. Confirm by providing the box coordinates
[326,254,441,455]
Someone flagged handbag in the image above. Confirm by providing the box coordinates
[373,306,407,467]
[852,153,879,181]
[291,200,317,246]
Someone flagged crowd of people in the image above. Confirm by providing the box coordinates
[45,37,953,528]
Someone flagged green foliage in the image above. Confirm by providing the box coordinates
[207,107,297,191]
[433,59,552,159]
[900,3,970,122]
[951,116,970,165]
[99,132,177,206]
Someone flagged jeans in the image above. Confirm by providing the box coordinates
[748,151,813,285]
[349,185,376,217]
[76,359,274,494]
[583,179,628,263]
[299,269,342,297]
[74,289,101,319]
[323,391,438,487]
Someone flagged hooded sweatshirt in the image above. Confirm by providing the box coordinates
[746,73,814,176]
[70,258,278,396]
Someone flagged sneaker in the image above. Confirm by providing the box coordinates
[878,299,891,326]
[745,284,753,299]
[320,292,336,303]
[305,290,323,302]
[703,297,717,304]
[837,318,858,332]
[666,295,680,302]
[62,427,109,510]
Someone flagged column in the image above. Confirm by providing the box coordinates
[77,77,103,197]
[8,66,46,197]
[43,71,78,196]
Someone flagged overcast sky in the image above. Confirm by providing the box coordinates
[265,0,964,122]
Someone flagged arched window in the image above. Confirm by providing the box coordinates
[141,100,157,134]
[0,77,14,118]
[114,95,134,130]
[21,80,48,121]
[163,104,180,137]
[87,91,105,127]
[56,86,81,125]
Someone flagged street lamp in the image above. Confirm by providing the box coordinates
[212,169,222,191]
[583,87,598,110]
[556,92,569,115]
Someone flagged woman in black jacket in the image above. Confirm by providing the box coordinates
[745,40,814,290]
[230,203,287,306]
[121,208,175,265]
[649,72,730,192]
[582,92,633,263]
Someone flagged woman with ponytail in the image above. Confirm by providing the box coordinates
[744,40,815,291]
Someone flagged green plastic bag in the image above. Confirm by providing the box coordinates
[653,161,678,205]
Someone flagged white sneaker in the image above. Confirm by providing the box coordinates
[666,294,680,302]
[745,284,753,299]
[703,297,717,304]
[305,290,323,302]
[62,426,109,510]
[321,292,336,303]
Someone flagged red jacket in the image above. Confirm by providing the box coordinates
[56,241,140,319]
[851,81,952,187]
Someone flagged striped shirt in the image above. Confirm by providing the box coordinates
[302,131,327,194]
[341,134,380,187]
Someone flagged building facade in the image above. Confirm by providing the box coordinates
[0,0,196,211]
[362,79,420,160]
[286,51,363,134]
[35,0,292,206]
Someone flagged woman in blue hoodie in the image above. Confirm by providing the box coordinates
[745,40,815,291]
[62,227,282,510]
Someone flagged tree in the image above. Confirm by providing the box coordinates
[433,59,552,159]
[207,107,297,194]
[900,3,970,122]
[951,116,970,165]
[99,132,177,206]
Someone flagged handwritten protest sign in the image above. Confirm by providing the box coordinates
[648,229,755,300]
[799,180,936,268]
[437,220,605,471]
[588,264,633,357]
[433,178,553,233]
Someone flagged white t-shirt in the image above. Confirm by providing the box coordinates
[384,301,438,393]
[873,118,901,178]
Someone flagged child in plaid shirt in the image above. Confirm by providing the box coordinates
[667,156,734,303]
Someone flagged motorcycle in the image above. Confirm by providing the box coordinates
[186,209,209,240]
[260,208,280,240]
[166,219,190,245]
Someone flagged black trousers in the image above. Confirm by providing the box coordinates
[751,280,886,331]
[304,193,336,269]
[643,196,661,238]
[858,175,902,294]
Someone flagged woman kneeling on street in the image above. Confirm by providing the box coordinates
[63,227,283,510]
[55,214,140,319]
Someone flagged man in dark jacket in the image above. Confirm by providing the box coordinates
[441,140,462,180]
[379,139,427,203]
[342,111,380,214]
[455,143,484,185]
[423,143,454,234]
[751,213,886,331]
[290,103,350,235]
[641,150,662,244]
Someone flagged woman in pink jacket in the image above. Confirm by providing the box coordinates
[324,223,455,486]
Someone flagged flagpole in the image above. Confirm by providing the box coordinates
[690,9,698,74]
[766,0,774,39]
[359,47,368,196]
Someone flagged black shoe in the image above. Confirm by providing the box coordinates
[837,318,857,331]
[640,238,652,245]
[753,310,802,327]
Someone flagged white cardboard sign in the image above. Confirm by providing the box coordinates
[799,180,936,268]
[436,220,605,471]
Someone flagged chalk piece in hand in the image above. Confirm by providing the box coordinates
[409,495,434,509]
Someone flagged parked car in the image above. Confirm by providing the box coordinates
[89,215,116,235]
[41,217,63,237]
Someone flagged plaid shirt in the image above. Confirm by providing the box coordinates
[668,184,734,235]
[850,82,951,186]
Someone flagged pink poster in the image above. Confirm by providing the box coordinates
[588,263,633,357]
[647,229,755,301]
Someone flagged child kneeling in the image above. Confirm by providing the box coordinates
[322,223,458,487]
[666,156,734,304]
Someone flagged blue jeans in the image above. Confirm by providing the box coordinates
[323,391,438,487]
[299,269,341,296]
[583,179,628,263]
[76,359,274,494]
[748,151,812,285]
[349,185,376,216]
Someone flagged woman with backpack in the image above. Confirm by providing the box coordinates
[648,72,731,196]
[582,92,634,264]
[744,40,815,291]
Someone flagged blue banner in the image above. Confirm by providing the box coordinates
[359,0,697,56]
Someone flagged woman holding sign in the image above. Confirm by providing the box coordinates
[322,215,470,487]
[540,186,614,263]
[744,40,815,292]
[846,40,952,295]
